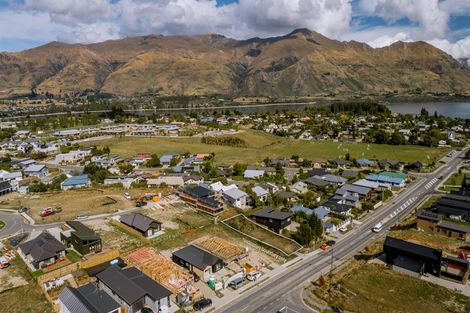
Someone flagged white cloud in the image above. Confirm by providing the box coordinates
[428,37,470,62]
[358,0,448,38]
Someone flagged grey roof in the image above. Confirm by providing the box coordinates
[173,245,222,270]
[304,176,329,187]
[182,185,213,198]
[322,174,347,184]
[0,181,12,191]
[66,221,101,241]
[122,267,172,301]
[59,282,120,313]
[253,186,269,197]
[251,207,293,221]
[336,184,371,196]
[439,220,470,233]
[436,195,470,211]
[97,266,171,305]
[120,213,161,233]
[274,190,296,199]
[384,236,442,262]
[24,164,47,172]
[223,187,247,200]
[416,211,441,222]
[19,232,65,263]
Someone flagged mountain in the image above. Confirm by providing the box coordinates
[1,28,470,98]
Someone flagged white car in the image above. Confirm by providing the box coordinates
[124,192,131,200]
[246,271,261,281]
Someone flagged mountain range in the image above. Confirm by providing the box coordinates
[1,28,470,98]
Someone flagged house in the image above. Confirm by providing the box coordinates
[223,187,248,209]
[311,158,328,168]
[0,170,22,182]
[383,236,442,276]
[147,175,184,187]
[172,245,224,282]
[104,176,140,189]
[61,175,91,190]
[179,185,224,215]
[291,204,313,215]
[24,164,48,178]
[0,181,13,196]
[246,166,276,176]
[13,158,36,169]
[323,199,353,216]
[244,169,265,179]
[183,174,203,185]
[96,266,172,313]
[252,186,269,202]
[159,152,179,165]
[404,161,423,171]
[321,174,347,185]
[291,181,309,194]
[313,206,331,221]
[18,232,66,269]
[304,176,330,188]
[331,158,352,169]
[335,184,371,199]
[274,190,296,202]
[356,158,376,168]
[379,159,400,170]
[59,282,121,313]
[120,213,162,238]
[61,221,102,255]
[308,168,329,177]
[258,182,280,194]
[416,211,470,241]
[340,170,359,180]
[353,179,380,190]
[435,194,470,222]
[366,172,406,187]
[250,208,293,233]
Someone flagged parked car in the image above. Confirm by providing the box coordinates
[193,298,212,311]
[40,207,54,217]
[124,192,131,200]
[247,271,261,281]
[229,277,245,289]
[75,214,88,220]
[17,207,29,213]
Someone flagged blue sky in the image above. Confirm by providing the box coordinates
[1,0,470,61]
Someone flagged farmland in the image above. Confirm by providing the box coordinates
[87,129,448,164]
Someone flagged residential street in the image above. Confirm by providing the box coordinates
[217,149,467,313]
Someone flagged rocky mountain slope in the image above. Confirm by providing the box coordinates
[1,29,469,97]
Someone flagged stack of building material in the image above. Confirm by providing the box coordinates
[123,247,193,294]
[195,237,248,263]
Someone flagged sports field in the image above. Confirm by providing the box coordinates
[87,130,448,164]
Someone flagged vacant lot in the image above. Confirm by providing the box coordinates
[0,188,134,223]
[325,263,470,313]
[0,258,53,313]
[223,214,301,255]
[88,129,447,164]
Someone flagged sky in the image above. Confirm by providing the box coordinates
[1,0,470,62]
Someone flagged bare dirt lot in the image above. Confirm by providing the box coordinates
[0,188,138,224]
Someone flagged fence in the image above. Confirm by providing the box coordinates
[80,250,119,269]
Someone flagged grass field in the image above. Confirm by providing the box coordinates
[326,264,470,313]
[440,171,469,191]
[223,214,301,255]
[0,257,53,313]
[86,130,448,164]
[389,227,463,254]
[0,188,137,224]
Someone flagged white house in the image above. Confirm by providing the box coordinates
[223,187,248,209]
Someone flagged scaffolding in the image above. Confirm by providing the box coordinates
[196,237,248,263]
[123,247,193,294]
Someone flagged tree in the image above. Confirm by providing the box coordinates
[233,163,246,177]
[420,107,429,118]
[293,223,315,246]
[146,154,161,167]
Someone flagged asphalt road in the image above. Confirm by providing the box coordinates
[218,149,466,313]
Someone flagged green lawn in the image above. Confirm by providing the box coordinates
[328,264,470,313]
[443,171,469,187]
[66,250,82,263]
[87,130,447,164]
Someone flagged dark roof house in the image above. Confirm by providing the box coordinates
[62,221,102,255]
[250,208,293,233]
[19,232,66,269]
[120,213,162,238]
[59,282,120,313]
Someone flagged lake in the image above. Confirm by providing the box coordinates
[386,102,470,118]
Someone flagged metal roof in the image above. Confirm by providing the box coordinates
[59,282,120,313]
[384,236,442,261]
[120,213,161,233]
[62,175,90,187]
[251,207,293,220]
[223,187,247,200]
[172,245,222,270]
[336,184,371,196]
